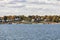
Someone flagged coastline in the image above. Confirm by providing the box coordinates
[0,22,60,24]
[0,15,60,24]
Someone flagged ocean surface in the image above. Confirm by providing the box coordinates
[0,24,60,40]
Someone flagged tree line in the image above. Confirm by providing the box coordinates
[0,15,60,24]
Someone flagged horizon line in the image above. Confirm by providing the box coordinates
[0,14,60,17]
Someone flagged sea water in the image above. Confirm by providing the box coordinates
[0,24,60,40]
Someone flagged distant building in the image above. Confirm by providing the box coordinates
[34,17,41,23]
[44,19,50,22]
[31,19,35,22]
[21,20,25,22]
[14,16,21,21]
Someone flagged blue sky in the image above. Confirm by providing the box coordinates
[0,0,60,16]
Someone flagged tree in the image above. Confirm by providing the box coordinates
[4,16,7,22]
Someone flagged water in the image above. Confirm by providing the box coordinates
[0,24,60,40]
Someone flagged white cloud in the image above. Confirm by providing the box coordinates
[0,0,60,16]
[0,0,12,3]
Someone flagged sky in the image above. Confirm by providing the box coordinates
[0,0,60,16]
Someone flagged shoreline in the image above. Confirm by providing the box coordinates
[0,22,60,24]
[0,15,60,24]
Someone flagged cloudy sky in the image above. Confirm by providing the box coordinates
[0,0,60,16]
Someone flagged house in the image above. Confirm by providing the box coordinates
[44,19,50,22]
[31,19,35,22]
[6,19,12,22]
[14,16,21,21]
[34,17,41,23]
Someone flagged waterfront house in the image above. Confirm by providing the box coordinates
[44,19,50,22]
[31,19,35,22]
[14,16,21,21]
[34,17,41,23]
